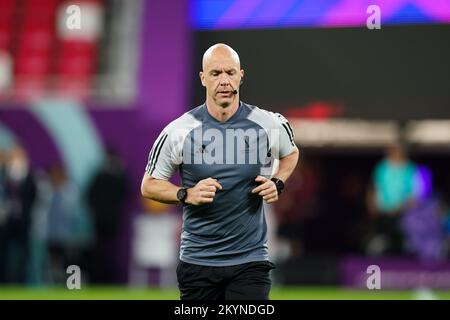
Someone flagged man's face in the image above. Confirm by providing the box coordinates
[200,53,243,108]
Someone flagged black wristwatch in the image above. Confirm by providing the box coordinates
[271,178,285,195]
[177,187,189,204]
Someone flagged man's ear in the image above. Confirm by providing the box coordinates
[240,69,244,79]
[199,71,206,87]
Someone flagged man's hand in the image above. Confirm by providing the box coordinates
[186,177,222,205]
[251,176,278,204]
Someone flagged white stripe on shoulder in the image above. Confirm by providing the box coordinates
[165,111,202,134]
[164,112,202,157]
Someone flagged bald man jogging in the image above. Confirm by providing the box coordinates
[141,44,299,300]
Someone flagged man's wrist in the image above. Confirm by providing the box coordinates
[184,188,192,204]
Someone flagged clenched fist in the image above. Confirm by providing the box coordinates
[251,176,278,204]
[186,177,223,205]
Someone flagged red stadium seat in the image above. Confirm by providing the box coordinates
[15,54,50,75]
[0,31,11,51]
[0,0,14,50]
[3,0,103,100]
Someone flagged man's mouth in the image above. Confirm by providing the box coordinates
[217,90,232,96]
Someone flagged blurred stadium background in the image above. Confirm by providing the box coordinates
[1,0,450,300]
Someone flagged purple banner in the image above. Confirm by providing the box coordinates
[341,255,450,289]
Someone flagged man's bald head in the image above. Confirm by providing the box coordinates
[200,43,244,109]
[202,43,240,71]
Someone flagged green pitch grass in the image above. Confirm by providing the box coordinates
[1,286,450,300]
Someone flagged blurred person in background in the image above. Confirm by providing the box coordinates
[366,143,418,256]
[399,166,443,262]
[87,147,128,284]
[26,166,53,285]
[0,145,36,283]
[45,165,78,284]
[438,173,450,259]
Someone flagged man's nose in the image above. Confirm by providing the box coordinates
[218,73,231,84]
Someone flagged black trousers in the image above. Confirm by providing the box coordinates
[176,260,275,300]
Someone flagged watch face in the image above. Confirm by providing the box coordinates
[272,178,284,194]
[177,188,187,202]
